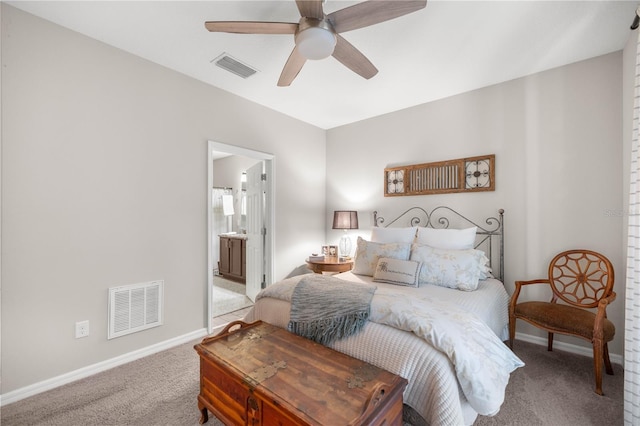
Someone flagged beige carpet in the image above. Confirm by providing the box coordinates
[475,340,624,425]
[1,339,623,425]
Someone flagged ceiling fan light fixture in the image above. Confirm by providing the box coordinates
[205,0,427,85]
[295,26,336,60]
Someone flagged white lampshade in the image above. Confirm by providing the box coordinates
[295,27,336,60]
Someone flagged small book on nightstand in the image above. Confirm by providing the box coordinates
[308,254,325,261]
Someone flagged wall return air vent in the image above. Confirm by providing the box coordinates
[108,280,164,339]
[212,53,258,79]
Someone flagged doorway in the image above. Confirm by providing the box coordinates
[207,141,274,334]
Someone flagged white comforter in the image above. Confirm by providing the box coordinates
[370,285,524,416]
[244,272,523,425]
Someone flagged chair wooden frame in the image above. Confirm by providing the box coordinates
[508,249,616,395]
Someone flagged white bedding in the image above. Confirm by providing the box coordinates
[244,271,522,426]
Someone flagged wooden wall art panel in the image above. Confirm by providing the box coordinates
[384,154,495,197]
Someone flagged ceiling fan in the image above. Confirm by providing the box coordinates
[205,0,427,86]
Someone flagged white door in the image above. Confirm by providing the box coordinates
[245,161,265,302]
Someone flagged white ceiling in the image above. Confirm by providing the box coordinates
[6,1,638,129]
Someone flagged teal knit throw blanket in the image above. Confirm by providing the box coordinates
[287,274,376,345]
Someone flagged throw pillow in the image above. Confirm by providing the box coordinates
[410,244,490,291]
[415,226,477,250]
[373,257,421,287]
[352,237,411,276]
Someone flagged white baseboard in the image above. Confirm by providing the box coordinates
[0,328,208,407]
[515,332,624,366]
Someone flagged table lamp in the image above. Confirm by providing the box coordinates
[332,210,359,258]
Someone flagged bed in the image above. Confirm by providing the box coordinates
[244,207,523,426]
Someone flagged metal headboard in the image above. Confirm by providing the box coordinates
[373,206,505,281]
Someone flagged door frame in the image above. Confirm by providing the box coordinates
[207,141,275,334]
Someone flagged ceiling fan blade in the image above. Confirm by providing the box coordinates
[332,34,378,80]
[205,21,298,34]
[295,0,325,20]
[278,47,307,87]
[328,0,426,33]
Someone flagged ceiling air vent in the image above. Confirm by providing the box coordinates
[212,53,258,79]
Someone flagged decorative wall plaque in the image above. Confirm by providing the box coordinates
[384,154,495,197]
[386,169,405,195]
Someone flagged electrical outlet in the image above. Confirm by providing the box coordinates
[75,320,89,338]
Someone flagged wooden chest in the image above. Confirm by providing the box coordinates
[194,320,407,426]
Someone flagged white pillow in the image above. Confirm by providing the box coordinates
[352,237,411,276]
[373,257,421,287]
[415,226,477,250]
[370,227,416,244]
[410,244,490,291]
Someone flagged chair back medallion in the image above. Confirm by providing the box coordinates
[548,250,614,308]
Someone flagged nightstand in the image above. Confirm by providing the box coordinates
[306,256,354,274]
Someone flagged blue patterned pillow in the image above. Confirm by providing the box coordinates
[410,244,490,291]
[352,237,411,276]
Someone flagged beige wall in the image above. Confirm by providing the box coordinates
[1,5,326,393]
[326,51,626,357]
